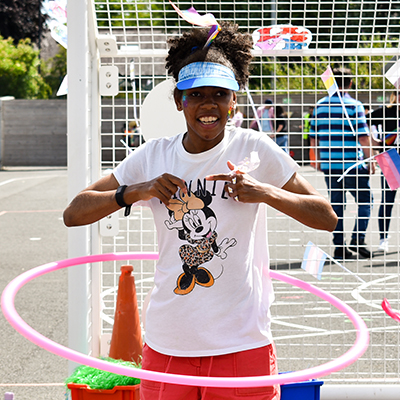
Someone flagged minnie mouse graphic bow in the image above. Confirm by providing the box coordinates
[167,191,204,221]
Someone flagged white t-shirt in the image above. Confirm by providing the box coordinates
[113,126,299,357]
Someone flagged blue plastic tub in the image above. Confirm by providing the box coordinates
[280,378,324,400]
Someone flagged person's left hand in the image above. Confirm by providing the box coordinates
[205,160,266,203]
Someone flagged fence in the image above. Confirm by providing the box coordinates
[66,1,400,398]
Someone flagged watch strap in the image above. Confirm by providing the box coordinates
[115,185,132,216]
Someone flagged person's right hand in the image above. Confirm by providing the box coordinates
[135,173,187,205]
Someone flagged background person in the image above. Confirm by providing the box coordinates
[122,120,145,148]
[273,105,289,153]
[230,104,244,127]
[250,98,275,135]
[64,21,337,400]
[301,106,315,165]
[309,67,375,260]
[369,91,400,253]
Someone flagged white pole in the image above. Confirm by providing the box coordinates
[67,0,91,373]
[88,0,102,356]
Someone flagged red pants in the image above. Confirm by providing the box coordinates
[140,343,280,400]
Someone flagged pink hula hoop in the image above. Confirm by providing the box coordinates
[1,252,369,387]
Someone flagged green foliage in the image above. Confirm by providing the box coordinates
[93,0,399,50]
[94,0,167,28]
[93,0,273,30]
[65,358,141,390]
[249,36,399,93]
[43,45,67,98]
[0,36,51,99]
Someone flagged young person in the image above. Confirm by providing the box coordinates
[64,21,337,400]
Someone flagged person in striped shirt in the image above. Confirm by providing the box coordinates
[309,67,375,260]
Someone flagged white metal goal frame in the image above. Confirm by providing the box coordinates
[67,0,400,397]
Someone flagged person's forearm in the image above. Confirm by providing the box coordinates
[359,135,376,174]
[63,183,149,227]
[260,184,337,232]
[359,135,373,158]
[63,190,121,227]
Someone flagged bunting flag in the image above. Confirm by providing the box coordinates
[169,1,220,48]
[321,66,339,97]
[382,298,400,323]
[48,20,67,49]
[385,59,400,89]
[56,74,68,96]
[169,1,218,26]
[320,66,357,136]
[301,241,328,280]
[375,148,400,190]
[384,128,398,146]
[252,25,312,51]
[42,0,67,24]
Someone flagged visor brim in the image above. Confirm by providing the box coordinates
[177,77,239,91]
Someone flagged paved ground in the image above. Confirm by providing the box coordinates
[0,168,68,399]
[0,166,399,400]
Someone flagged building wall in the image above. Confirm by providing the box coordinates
[0,99,67,167]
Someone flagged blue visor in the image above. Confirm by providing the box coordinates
[177,62,239,91]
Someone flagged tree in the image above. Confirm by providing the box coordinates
[0,36,51,99]
[0,0,47,45]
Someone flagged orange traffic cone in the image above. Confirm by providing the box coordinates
[109,265,143,364]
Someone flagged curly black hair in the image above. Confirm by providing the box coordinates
[165,21,253,89]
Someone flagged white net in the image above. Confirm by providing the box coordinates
[83,0,400,386]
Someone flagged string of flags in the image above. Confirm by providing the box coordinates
[301,242,399,323]
[42,0,68,96]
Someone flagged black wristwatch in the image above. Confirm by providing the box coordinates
[115,185,132,217]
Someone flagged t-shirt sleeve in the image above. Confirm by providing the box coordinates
[113,142,148,186]
[255,135,299,189]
